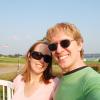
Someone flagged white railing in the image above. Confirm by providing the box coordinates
[0,80,13,100]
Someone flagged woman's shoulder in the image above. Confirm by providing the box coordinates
[13,74,23,82]
[13,74,23,86]
[13,74,24,91]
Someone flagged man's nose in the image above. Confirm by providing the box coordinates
[56,43,63,53]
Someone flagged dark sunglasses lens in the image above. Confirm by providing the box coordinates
[48,43,57,51]
[61,40,70,48]
[31,51,42,60]
[44,55,52,63]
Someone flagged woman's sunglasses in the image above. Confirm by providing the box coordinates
[31,51,52,63]
[48,39,74,51]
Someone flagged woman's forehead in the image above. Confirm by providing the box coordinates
[34,43,50,54]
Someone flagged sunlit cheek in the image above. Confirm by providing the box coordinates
[30,60,35,66]
[42,63,48,71]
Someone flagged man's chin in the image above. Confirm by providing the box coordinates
[59,62,66,68]
[59,63,69,70]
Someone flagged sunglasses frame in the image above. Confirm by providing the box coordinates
[48,39,74,51]
[31,51,52,63]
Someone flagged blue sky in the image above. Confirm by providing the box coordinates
[0,0,100,55]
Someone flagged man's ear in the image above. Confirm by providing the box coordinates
[78,41,83,52]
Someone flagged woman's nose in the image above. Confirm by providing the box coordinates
[40,57,44,62]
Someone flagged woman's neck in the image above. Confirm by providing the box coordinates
[30,72,43,84]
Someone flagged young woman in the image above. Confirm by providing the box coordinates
[12,40,59,100]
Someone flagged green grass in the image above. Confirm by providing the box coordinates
[85,61,100,65]
[0,72,17,81]
[0,56,24,81]
[0,56,25,64]
[0,64,24,81]
[0,56,100,80]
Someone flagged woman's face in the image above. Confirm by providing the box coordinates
[29,43,51,75]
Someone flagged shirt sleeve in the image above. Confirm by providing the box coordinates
[84,74,100,100]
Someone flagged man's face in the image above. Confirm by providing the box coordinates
[49,31,83,72]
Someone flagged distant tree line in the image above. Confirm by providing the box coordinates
[0,54,23,57]
[84,53,100,58]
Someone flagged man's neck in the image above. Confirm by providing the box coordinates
[62,60,86,74]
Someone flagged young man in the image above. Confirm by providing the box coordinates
[46,22,100,100]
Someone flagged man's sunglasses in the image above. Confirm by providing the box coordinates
[31,51,52,63]
[48,39,74,51]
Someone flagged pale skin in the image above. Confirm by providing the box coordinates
[24,43,51,97]
[50,30,86,74]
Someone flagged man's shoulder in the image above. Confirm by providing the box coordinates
[82,67,100,86]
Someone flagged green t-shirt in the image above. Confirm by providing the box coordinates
[54,67,100,100]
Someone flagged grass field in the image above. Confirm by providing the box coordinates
[0,56,25,64]
[0,56,25,81]
[0,56,100,80]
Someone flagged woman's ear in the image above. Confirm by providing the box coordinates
[28,53,31,61]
